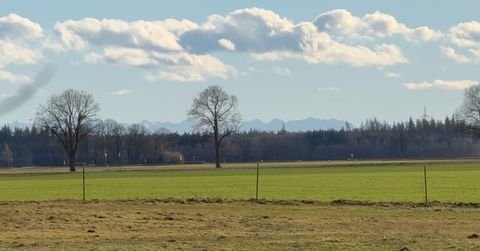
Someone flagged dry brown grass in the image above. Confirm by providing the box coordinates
[1,200,480,250]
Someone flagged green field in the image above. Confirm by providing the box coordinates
[2,160,480,203]
[3,160,480,250]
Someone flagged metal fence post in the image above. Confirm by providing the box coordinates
[256,162,259,201]
[424,164,428,206]
[83,166,86,201]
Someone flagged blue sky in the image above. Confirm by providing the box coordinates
[1,1,480,125]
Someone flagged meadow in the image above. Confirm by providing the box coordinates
[3,160,480,250]
[1,160,480,203]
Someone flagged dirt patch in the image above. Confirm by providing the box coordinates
[468,233,479,239]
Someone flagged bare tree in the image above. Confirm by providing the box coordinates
[126,124,148,164]
[35,89,100,172]
[457,85,480,134]
[188,85,241,168]
[98,119,125,166]
[1,143,13,167]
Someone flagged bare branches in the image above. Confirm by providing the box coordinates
[35,89,100,171]
[188,85,241,136]
[188,85,241,167]
[457,86,480,134]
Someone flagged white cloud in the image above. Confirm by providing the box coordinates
[434,79,477,90]
[52,8,480,83]
[313,9,442,42]
[0,14,45,68]
[111,89,131,96]
[51,7,427,83]
[449,21,480,48]
[0,40,40,66]
[130,52,236,82]
[250,51,296,61]
[0,14,44,41]
[41,36,68,53]
[403,81,433,90]
[0,69,31,84]
[251,39,408,66]
[407,26,443,42]
[147,71,205,82]
[385,72,400,78]
[440,46,470,63]
[404,80,477,90]
[54,18,186,51]
[180,8,408,66]
[0,9,460,86]
[88,47,154,66]
[90,48,235,82]
[155,19,199,36]
[300,40,408,66]
[217,38,236,51]
[442,21,480,64]
[271,66,291,76]
[469,48,480,63]
[55,17,237,82]
[0,14,50,87]
[179,8,298,53]
[363,11,409,37]
[145,63,235,82]
[312,9,366,39]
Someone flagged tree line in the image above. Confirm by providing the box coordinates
[2,84,480,170]
[0,115,477,168]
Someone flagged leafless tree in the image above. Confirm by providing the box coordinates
[188,85,241,167]
[1,143,13,167]
[98,119,126,165]
[126,124,148,164]
[35,89,100,172]
[457,85,480,134]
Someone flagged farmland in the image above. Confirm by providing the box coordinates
[1,160,480,202]
[2,160,480,250]
[2,200,480,250]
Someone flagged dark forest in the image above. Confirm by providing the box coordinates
[0,115,477,167]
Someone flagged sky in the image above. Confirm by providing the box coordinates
[1,1,480,126]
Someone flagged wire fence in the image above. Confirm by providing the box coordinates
[0,161,479,204]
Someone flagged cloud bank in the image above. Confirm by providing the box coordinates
[3,8,480,86]
[51,8,435,82]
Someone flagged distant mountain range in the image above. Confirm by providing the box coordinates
[140,117,348,134]
[4,118,348,134]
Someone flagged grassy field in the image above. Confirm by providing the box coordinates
[2,160,480,250]
[2,200,480,250]
[1,160,480,202]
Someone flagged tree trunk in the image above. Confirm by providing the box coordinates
[69,152,76,172]
[215,142,221,168]
[213,118,221,168]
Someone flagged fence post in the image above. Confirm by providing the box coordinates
[423,164,428,206]
[83,166,86,201]
[256,162,259,201]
